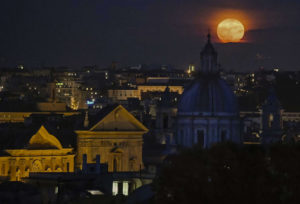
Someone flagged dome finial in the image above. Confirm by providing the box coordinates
[200,29,218,74]
[207,29,211,42]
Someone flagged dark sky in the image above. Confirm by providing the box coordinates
[0,0,299,71]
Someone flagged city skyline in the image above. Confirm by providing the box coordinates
[0,5,299,201]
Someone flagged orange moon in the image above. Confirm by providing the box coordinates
[217,18,245,43]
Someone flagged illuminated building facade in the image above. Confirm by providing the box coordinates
[155,87,178,144]
[108,88,140,102]
[0,126,75,181]
[108,85,183,101]
[76,105,148,172]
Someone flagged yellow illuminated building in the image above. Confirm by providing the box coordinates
[108,85,183,101]
[108,89,140,101]
[0,112,80,123]
[137,85,183,96]
[0,126,75,181]
[76,105,148,172]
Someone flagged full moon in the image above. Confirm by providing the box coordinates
[217,18,245,43]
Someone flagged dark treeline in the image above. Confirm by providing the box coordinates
[153,143,300,204]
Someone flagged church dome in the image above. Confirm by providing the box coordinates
[177,33,238,116]
[177,75,238,115]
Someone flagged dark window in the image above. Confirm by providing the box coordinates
[67,162,70,172]
[180,130,184,144]
[197,130,204,147]
[163,114,168,129]
[118,182,122,195]
[129,182,134,193]
[221,130,227,142]
[113,158,118,172]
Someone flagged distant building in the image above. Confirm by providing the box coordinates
[137,85,183,98]
[36,78,67,112]
[108,88,140,102]
[108,85,183,102]
[155,87,178,144]
[0,74,79,123]
[262,88,283,144]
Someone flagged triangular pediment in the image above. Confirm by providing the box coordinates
[90,105,148,132]
[28,125,63,149]
[111,147,123,153]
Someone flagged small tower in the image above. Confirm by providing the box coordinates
[84,111,89,128]
[262,88,283,144]
[155,86,177,144]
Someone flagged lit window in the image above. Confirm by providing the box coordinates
[112,181,118,195]
[55,186,58,194]
[122,181,129,196]
[268,114,274,128]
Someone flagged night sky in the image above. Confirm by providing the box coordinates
[0,0,299,71]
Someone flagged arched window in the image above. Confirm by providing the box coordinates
[31,160,42,172]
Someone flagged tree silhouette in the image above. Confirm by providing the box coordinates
[153,143,300,204]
